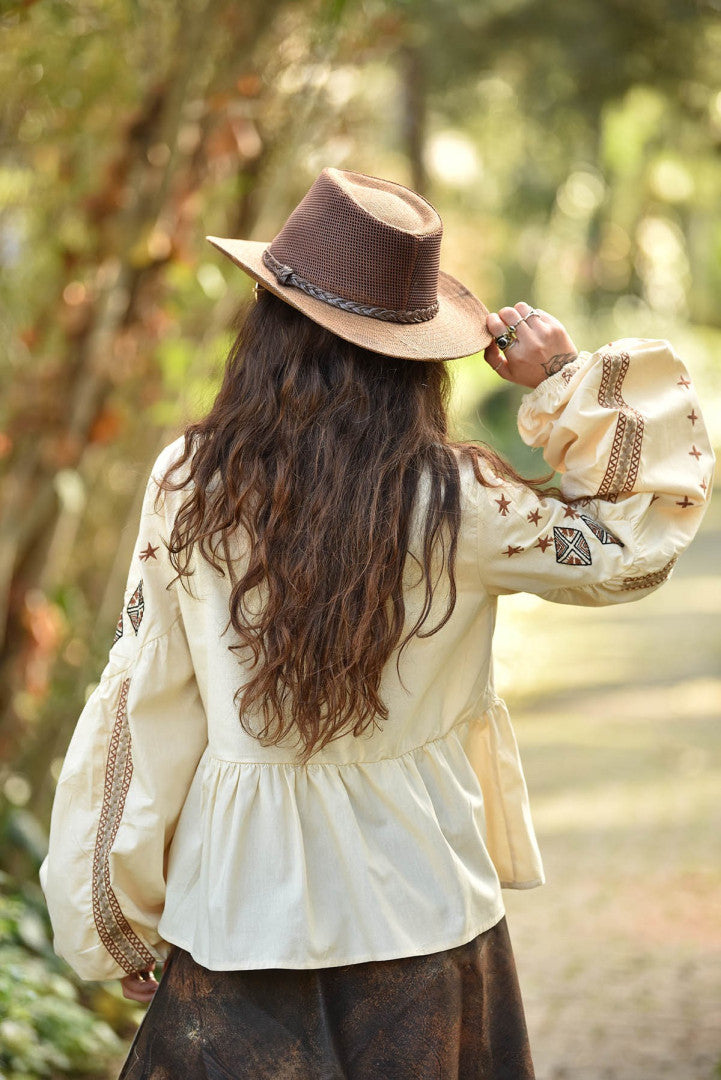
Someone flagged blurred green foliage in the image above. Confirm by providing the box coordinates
[0,873,142,1078]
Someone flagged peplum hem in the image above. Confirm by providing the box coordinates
[158,699,543,971]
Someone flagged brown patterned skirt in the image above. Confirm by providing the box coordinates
[118,916,534,1079]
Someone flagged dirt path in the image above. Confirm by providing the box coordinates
[495,495,721,1080]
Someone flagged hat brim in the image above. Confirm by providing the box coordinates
[205,236,493,361]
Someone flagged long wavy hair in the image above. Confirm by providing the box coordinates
[156,289,547,762]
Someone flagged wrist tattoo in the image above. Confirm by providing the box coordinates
[540,353,578,377]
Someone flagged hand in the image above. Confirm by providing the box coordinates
[119,954,171,1003]
[484,302,578,389]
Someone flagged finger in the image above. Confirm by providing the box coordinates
[514,301,548,324]
[487,311,527,352]
[122,985,158,1002]
[123,974,159,992]
[530,307,559,327]
[487,311,509,338]
[483,340,509,377]
[500,304,539,345]
[486,313,514,369]
[121,973,159,1002]
[514,302,548,317]
[498,305,521,328]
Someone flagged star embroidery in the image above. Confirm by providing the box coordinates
[562,504,579,520]
[527,508,542,525]
[687,410,698,425]
[495,494,511,516]
[650,493,660,503]
[676,495,694,508]
[677,375,691,389]
[502,544,523,558]
[701,477,708,493]
[139,541,159,561]
[535,536,552,552]
[688,445,701,461]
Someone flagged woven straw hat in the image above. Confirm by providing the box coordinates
[205,167,492,361]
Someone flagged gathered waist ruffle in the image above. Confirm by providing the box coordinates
[157,699,543,971]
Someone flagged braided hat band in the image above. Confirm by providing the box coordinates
[261,249,439,325]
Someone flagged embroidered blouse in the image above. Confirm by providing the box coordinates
[40,337,714,980]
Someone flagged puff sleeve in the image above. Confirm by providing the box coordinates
[39,441,208,981]
[475,338,714,604]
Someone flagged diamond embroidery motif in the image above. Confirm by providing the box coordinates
[579,514,624,547]
[126,580,145,634]
[113,612,123,645]
[553,526,592,566]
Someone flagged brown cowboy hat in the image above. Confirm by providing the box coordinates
[205,167,492,361]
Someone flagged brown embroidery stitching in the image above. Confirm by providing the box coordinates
[139,541,159,561]
[597,353,645,500]
[502,544,523,557]
[579,513,624,547]
[622,556,677,591]
[91,677,156,975]
[553,526,592,566]
[126,580,144,634]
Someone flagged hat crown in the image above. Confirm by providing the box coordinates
[267,168,442,315]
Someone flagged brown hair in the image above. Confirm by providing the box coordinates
[157,289,547,762]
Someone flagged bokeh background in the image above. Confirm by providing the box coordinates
[1,0,720,1076]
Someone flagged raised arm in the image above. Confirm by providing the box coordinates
[474,309,713,605]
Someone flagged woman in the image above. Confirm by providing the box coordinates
[40,168,713,1079]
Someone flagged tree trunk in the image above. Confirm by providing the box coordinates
[400,42,428,195]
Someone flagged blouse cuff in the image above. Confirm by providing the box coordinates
[517,351,593,446]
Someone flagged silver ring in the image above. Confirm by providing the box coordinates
[524,308,540,321]
[492,358,504,371]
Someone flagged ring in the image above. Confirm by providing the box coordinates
[512,308,538,328]
[492,357,504,371]
[494,325,517,350]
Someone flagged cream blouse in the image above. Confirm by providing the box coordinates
[40,337,714,981]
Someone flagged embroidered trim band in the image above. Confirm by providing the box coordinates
[92,677,156,975]
[262,248,440,325]
[597,353,645,502]
[622,556,678,591]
